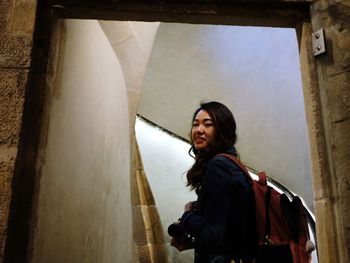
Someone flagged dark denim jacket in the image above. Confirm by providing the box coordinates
[180,148,256,263]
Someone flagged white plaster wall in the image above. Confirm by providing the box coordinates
[32,20,132,263]
[138,23,314,211]
[135,118,196,263]
[99,21,160,129]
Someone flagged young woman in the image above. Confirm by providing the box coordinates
[170,101,256,263]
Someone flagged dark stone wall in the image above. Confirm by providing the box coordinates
[0,0,37,260]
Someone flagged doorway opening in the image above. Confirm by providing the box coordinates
[134,22,317,262]
[7,2,322,263]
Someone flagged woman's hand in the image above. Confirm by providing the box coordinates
[184,201,195,212]
[306,240,315,253]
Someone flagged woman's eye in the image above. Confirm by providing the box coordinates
[204,123,213,127]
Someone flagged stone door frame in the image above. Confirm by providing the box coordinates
[5,1,346,263]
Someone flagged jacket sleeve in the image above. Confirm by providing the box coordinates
[180,157,234,249]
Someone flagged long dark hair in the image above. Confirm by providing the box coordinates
[186,101,237,191]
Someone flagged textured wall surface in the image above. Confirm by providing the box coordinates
[0,69,26,258]
[310,1,350,263]
[0,0,37,260]
[131,138,170,262]
[0,0,36,68]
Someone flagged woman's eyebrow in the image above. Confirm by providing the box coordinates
[193,117,212,122]
[194,118,212,122]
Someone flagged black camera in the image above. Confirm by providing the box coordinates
[168,221,186,238]
[168,202,198,238]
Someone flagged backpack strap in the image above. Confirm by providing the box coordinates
[218,153,273,245]
[257,172,267,185]
[264,185,272,245]
[217,153,253,184]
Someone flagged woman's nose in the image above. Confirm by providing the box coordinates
[196,125,203,133]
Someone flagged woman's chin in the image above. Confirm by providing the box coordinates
[194,145,203,150]
[194,144,208,151]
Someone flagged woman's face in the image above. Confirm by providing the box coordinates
[191,109,216,151]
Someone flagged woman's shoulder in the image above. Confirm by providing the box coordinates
[205,154,241,180]
[207,154,249,184]
[201,157,232,191]
[202,155,245,192]
[208,154,240,171]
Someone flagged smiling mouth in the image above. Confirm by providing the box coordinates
[194,137,205,143]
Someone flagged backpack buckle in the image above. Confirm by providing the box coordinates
[264,235,273,246]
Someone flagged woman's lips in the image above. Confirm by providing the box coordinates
[194,137,205,144]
